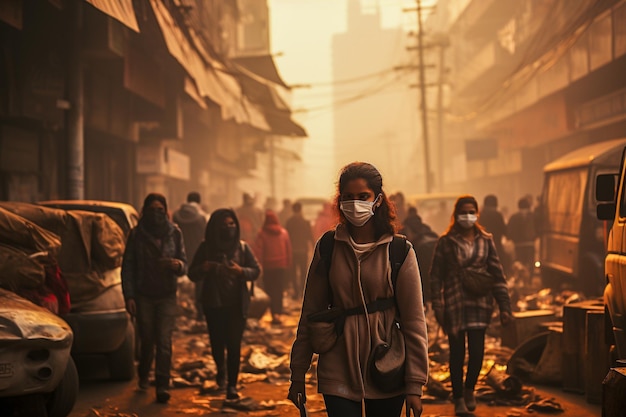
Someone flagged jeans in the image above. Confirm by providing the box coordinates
[263,268,286,315]
[448,328,486,399]
[323,394,405,417]
[291,252,309,300]
[204,305,246,388]
[136,295,177,389]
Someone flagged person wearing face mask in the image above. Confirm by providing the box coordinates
[121,193,187,403]
[187,208,261,400]
[430,195,512,416]
[289,162,428,417]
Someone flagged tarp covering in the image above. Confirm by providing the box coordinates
[85,0,139,32]
[149,0,271,132]
[0,207,61,256]
[0,202,125,303]
[233,55,291,89]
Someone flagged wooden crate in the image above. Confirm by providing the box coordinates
[562,299,604,394]
[501,309,556,349]
[602,367,626,417]
[585,310,609,404]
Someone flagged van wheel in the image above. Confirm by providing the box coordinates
[47,356,79,417]
[108,322,135,381]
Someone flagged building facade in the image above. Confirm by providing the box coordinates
[0,0,306,211]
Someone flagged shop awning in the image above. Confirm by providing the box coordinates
[149,0,270,132]
[85,0,139,32]
[233,55,291,89]
[234,64,307,137]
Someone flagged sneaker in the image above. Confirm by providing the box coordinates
[138,377,149,391]
[226,386,241,400]
[464,388,476,411]
[454,397,470,416]
[156,388,171,403]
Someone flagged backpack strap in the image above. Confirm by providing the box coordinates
[389,235,410,292]
[316,230,336,305]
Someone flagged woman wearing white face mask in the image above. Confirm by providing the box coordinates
[430,195,512,416]
[288,162,429,417]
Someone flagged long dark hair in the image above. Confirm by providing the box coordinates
[444,194,487,235]
[334,162,396,238]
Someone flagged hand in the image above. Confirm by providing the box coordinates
[160,257,182,272]
[287,381,306,408]
[224,260,243,277]
[406,395,423,416]
[500,311,513,327]
[125,298,136,317]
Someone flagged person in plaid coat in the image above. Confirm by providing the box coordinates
[430,195,512,416]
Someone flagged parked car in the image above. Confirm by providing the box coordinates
[38,200,139,238]
[0,202,136,381]
[539,139,625,295]
[0,288,78,417]
[596,142,626,363]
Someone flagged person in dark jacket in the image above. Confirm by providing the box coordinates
[188,208,261,400]
[479,194,509,273]
[121,193,187,404]
[285,202,314,300]
[430,195,512,416]
[402,206,438,303]
[172,191,208,321]
[506,197,536,286]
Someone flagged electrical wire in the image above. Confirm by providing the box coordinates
[447,0,613,121]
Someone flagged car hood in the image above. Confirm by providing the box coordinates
[0,289,73,344]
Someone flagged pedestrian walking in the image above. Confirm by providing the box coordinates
[187,208,261,400]
[172,191,208,321]
[278,198,292,225]
[430,195,512,416]
[402,206,438,303]
[254,210,292,325]
[288,162,428,417]
[506,197,536,286]
[235,192,264,243]
[285,201,314,300]
[480,194,510,274]
[121,193,187,404]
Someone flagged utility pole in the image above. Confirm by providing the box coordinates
[67,1,84,199]
[436,36,449,192]
[416,0,432,193]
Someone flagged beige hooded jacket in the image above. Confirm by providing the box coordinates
[289,224,429,400]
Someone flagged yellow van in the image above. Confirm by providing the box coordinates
[596,142,626,361]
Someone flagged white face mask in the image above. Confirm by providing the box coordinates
[340,195,380,227]
[457,213,478,229]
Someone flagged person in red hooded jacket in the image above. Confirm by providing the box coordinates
[254,210,292,325]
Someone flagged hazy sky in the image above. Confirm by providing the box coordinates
[268,0,423,198]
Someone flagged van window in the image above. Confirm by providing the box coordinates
[545,168,587,235]
[621,169,626,218]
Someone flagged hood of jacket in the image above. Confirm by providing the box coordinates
[174,202,206,223]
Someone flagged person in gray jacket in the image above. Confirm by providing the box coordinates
[173,191,208,320]
[122,193,187,404]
